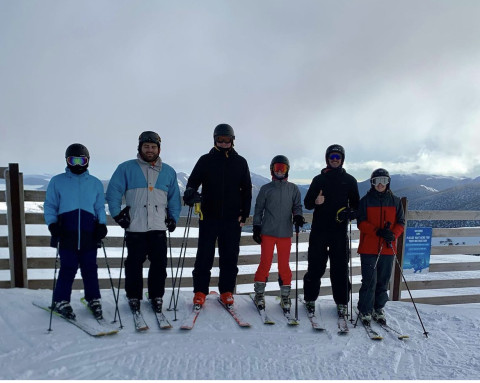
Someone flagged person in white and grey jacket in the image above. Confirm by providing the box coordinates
[252,155,304,310]
[106,131,181,314]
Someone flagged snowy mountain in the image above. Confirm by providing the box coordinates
[3,172,480,216]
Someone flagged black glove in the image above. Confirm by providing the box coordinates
[293,215,305,228]
[94,223,108,241]
[114,206,130,229]
[336,207,356,222]
[165,216,176,232]
[48,222,62,237]
[376,228,395,243]
[252,225,262,244]
[183,187,201,207]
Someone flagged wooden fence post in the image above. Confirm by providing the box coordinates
[5,163,28,288]
[391,197,408,301]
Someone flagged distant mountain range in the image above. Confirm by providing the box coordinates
[3,172,480,217]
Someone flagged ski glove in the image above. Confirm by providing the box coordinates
[94,223,108,241]
[252,225,262,244]
[183,187,201,207]
[376,228,395,243]
[114,206,130,229]
[48,222,62,238]
[165,216,176,232]
[293,215,305,228]
[336,207,356,223]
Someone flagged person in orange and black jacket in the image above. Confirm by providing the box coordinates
[303,144,359,318]
[356,168,405,326]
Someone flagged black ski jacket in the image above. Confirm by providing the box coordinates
[186,147,252,222]
[304,167,359,231]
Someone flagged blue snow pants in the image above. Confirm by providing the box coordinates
[53,248,100,302]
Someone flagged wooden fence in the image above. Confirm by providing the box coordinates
[2,163,480,305]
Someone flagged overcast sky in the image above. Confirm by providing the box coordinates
[1,0,480,183]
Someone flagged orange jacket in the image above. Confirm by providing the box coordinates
[357,189,405,255]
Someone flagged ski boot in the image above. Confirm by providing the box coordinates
[87,299,103,320]
[128,298,141,312]
[372,308,386,325]
[220,292,234,307]
[305,300,315,315]
[151,297,163,313]
[280,285,292,312]
[253,281,266,310]
[337,304,348,318]
[359,312,372,326]
[193,292,206,308]
[54,301,76,320]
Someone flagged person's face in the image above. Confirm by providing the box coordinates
[140,142,160,162]
[215,135,233,149]
[372,176,389,192]
[328,152,342,168]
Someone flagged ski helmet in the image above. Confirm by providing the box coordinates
[65,143,89,174]
[270,155,290,179]
[213,124,235,139]
[325,144,345,166]
[138,131,161,151]
[370,168,391,189]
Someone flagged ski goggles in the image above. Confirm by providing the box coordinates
[215,135,233,144]
[328,153,342,161]
[272,163,288,174]
[371,176,390,186]
[66,156,89,167]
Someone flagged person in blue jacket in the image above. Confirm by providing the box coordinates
[106,131,181,314]
[44,143,108,320]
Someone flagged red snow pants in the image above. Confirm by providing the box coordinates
[254,235,292,285]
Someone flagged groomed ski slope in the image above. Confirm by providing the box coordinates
[1,288,479,380]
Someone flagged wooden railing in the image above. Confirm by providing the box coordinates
[2,163,480,305]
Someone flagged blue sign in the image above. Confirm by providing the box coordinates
[403,227,432,273]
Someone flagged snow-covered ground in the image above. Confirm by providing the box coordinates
[1,287,479,380]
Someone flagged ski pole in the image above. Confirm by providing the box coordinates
[48,242,60,332]
[167,205,193,313]
[348,221,353,322]
[390,243,429,338]
[113,231,126,324]
[101,240,123,328]
[172,206,195,315]
[294,222,300,321]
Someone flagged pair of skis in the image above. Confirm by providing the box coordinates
[181,292,251,330]
[355,309,408,340]
[33,299,120,337]
[127,293,173,332]
[249,294,299,326]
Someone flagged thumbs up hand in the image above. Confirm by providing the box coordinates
[315,190,325,205]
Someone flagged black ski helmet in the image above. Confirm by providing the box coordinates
[65,143,90,159]
[138,131,161,152]
[370,168,391,189]
[270,155,290,179]
[213,124,235,140]
[65,143,89,174]
[325,144,345,166]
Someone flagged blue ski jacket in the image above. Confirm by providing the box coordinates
[44,168,107,250]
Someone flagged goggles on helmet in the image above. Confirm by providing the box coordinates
[216,135,232,144]
[329,153,342,161]
[371,176,389,186]
[67,156,89,167]
[272,163,288,174]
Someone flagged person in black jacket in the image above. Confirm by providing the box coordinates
[302,144,360,318]
[183,124,252,307]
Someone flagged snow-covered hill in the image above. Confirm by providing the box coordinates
[1,288,479,380]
